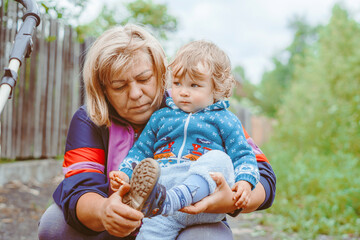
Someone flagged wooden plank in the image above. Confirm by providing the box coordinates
[24,29,40,158]
[52,21,63,156]
[59,25,70,150]
[0,0,5,69]
[40,17,52,158]
[43,18,56,158]
[13,3,25,159]
[14,51,27,159]
[33,16,48,158]
[2,0,17,159]
[66,27,74,125]
[72,39,80,115]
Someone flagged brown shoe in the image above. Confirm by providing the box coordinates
[123,158,161,212]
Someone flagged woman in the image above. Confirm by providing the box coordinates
[38,24,276,240]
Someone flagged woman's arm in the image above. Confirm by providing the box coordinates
[53,106,144,236]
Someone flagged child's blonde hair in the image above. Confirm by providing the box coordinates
[83,24,168,127]
[169,40,236,101]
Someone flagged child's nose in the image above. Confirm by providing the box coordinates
[180,88,189,97]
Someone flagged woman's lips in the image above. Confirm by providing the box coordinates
[131,103,150,112]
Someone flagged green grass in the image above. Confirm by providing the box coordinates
[261,145,360,239]
[0,158,16,164]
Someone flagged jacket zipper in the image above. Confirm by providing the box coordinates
[177,112,192,163]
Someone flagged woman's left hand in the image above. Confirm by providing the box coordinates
[179,172,238,214]
[179,172,266,215]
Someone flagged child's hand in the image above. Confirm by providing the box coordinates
[231,180,252,209]
[109,171,130,192]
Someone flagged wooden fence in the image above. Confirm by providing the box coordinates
[0,0,266,160]
[0,0,90,159]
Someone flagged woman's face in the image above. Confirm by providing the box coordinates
[105,51,159,126]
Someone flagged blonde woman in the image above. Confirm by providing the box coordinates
[38,25,276,240]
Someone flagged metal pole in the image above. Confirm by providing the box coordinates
[0,60,21,113]
[0,0,40,115]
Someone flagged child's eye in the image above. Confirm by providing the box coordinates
[191,84,199,88]
[173,82,181,86]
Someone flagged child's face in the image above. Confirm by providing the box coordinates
[172,66,214,113]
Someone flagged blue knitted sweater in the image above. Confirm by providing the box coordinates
[120,97,259,188]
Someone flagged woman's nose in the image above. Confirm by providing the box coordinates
[129,83,142,100]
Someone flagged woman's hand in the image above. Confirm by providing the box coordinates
[99,182,143,237]
[179,172,238,214]
[179,172,266,215]
[77,182,143,237]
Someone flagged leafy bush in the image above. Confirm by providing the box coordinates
[260,5,360,238]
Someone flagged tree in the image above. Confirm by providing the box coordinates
[38,0,87,20]
[246,16,318,117]
[76,0,177,42]
[38,0,178,42]
[263,6,360,237]
[123,0,177,40]
[277,5,360,153]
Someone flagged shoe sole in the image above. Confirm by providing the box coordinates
[123,158,160,211]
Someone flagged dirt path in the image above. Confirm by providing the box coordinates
[0,176,63,240]
[0,176,273,240]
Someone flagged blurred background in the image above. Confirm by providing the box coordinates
[1,0,359,239]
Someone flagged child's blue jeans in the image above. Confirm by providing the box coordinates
[136,150,235,240]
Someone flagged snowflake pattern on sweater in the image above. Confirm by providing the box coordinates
[119,97,260,188]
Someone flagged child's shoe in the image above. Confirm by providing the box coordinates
[123,158,167,217]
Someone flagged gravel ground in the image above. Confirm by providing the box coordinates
[0,176,274,240]
[0,176,63,240]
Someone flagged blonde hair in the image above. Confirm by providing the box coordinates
[169,40,236,101]
[83,24,168,127]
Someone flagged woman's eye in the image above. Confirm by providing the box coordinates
[191,84,199,88]
[139,76,152,83]
[173,82,180,86]
[114,84,126,91]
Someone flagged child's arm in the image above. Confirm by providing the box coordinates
[109,171,130,192]
[231,180,252,209]
[222,112,260,189]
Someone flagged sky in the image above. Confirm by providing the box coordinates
[81,0,360,84]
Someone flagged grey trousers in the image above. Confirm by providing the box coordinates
[38,204,233,240]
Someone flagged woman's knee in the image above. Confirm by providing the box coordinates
[38,204,74,240]
[177,222,233,240]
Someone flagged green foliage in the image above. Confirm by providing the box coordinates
[262,5,360,238]
[231,65,263,113]
[75,5,117,42]
[0,158,16,164]
[45,35,57,42]
[277,5,360,154]
[245,17,318,117]
[76,0,177,42]
[36,0,177,43]
[38,0,87,20]
[123,0,177,40]
[263,148,360,238]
